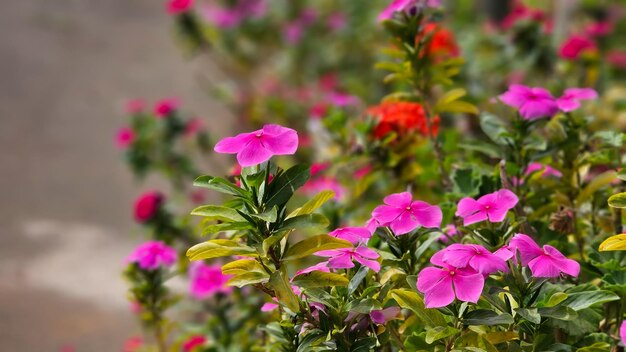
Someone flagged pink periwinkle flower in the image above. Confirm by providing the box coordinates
[327,12,347,31]
[608,51,626,69]
[116,127,135,149]
[586,21,613,37]
[438,224,461,243]
[284,22,304,44]
[294,261,330,278]
[123,336,144,352]
[302,177,345,201]
[559,35,596,60]
[189,261,232,299]
[371,192,442,235]
[329,227,372,245]
[556,88,598,112]
[508,234,580,278]
[167,0,193,15]
[184,118,204,137]
[153,98,179,118]
[378,0,440,21]
[127,241,177,271]
[310,162,330,177]
[456,189,518,226]
[182,335,207,352]
[134,191,164,223]
[499,84,559,120]
[621,321,626,345]
[432,244,508,275]
[354,165,372,179]
[315,246,380,272]
[370,306,401,324]
[417,253,484,308]
[214,124,298,167]
[365,217,383,234]
[525,162,562,178]
[327,92,359,107]
[202,5,242,28]
[125,99,145,114]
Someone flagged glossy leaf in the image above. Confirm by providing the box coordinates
[269,269,300,313]
[193,175,249,197]
[287,190,335,218]
[599,234,626,251]
[191,205,246,222]
[187,239,257,260]
[292,271,348,288]
[265,164,310,207]
[389,289,446,327]
[282,234,352,261]
[463,309,513,326]
[608,192,626,208]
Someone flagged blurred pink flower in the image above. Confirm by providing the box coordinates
[299,8,318,26]
[438,224,460,243]
[621,321,626,345]
[354,165,372,179]
[189,261,232,299]
[309,103,328,119]
[202,5,242,28]
[116,127,135,149]
[378,0,440,21]
[127,241,177,271]
[608,51,626,69]
[153,98,179,118]
[559,35,596,60]
[500,2,546,31]
[499,84,558,120]
[525,162,562,178]
[182,335,207,352]
[370,306,401,324]
[125,99,145,114]
[327,12,347,31]
[508,234,580,278]
[284,22,304,44]
[556,88,598,112]
[302,177,346,201]
[315,246,380,272]
[329,227,371,245]
[134,191,163,223]
[371,192,442,235]
[310,162,330,177]
[456,189,518,226]
[123,336,143,352]
[294,261,330,278]
[184,118,204,137]
[214,124,298,167]
[167,0,193,15]
[586,21,613,37]
[432,244,508,274]
[327,92,359,107]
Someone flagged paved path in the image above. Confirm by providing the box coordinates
[0,0,232,350]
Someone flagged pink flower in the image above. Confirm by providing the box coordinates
[456,189,518,226]
[189,261,232,299]
[608,51,626,69]
[261,286,302,311]
[432,244,508,274]
[116,127,135,149]
[371,192,442,235]
[202,5,242,28]
[354,165,372,179]
[214,124,298,167]
[365,217,383,234]
[125,99,145,114]
[525,162,562,178]
[508,234,580,278]
[310,162,330,177]
[182,335,206,352]
[499,85,559,120]
[329,227,372,245]
[621,321,626,345]
[417,252,484,308]
[123,336,143,352]
[153,98,179,118]
[302,177,345,201]
[586,21,613,37]
[166,0,193,15]
[378,0,440,21]
[315,246,380,272]
[134,191,163,223]
[370,307,401,324]
[294,261,330,278]
[184,118,204,137]
[327,92,359,107]
[438,224,460,243]
[284,22,304,44]
[556,88,598,112]
[559,35,596,60]
[127,241,177,271]
[327,12,347,31]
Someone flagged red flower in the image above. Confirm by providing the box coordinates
[417,23,460,59]
[182,335,207,352]
[166,0,193,15]
[134,191,164,223]
[368,102,439,139]
[559,35,596,60]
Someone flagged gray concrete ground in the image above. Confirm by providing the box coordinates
[0,0,232,350]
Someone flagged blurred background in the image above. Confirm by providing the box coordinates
[0,0,230,350]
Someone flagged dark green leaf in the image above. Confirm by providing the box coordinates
[463,309,513,326]
[265,164,311,207]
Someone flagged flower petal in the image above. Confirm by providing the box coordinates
[423,275,455,308]
[353,255,381,272]
[371,205,403,224]
[389,211,420,235]
[214,133,253,153]
[452,271,484,303]
[411,201,443,228]
[417,267,448,292]
[383,192,413,207]
[509,234,543,265]
[328,254,356,269]
[236,139,273,166]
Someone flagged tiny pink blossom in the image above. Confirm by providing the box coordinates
[329,227,372,245]
[302,177,345,201]
[417,255,484,308]
[621,321,626,345]
[559,35,596,60]
[134,191,164,223]
[127,241,177,271]
[327,92,359,107]
[153,98,179,118]
[184,118,204,137]
[354,165,372,179]
[116,128,135,149]
[585,21,613,37]
[370,307,401,324]
[378,0,440,21]
[525,162,562,178]
[456,189,518,226]
[293,261,330,278]
[189,261,232,299]
[125,99,145,114]
[327,12,347,31]
[556,88,598,112]
[508,234,580,278]
[315,246,380,272]
[499,84,558,120]
[214,124,298,167]
[438,224,460,243]
[261,285,302,311]
[608,51,626,69]
[167,0,193,15]
[310,162,330,177]
[371,192,442,235]
[432,244,508,274]
[202,5,242,28]
[182,335,206,352]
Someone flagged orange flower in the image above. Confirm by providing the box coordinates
[369,102,440,139]
[417,23,459,58]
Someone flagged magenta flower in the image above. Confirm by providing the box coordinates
[153,98,179,118]
[284,22,304,44]
[327,12,347,31]
[184,118,204,137]
[508,234,580,278]
[456,189,518,226]
[134,191,164,223]
[499,84,559,120]
[202,5,242,28]
[315,246,380,272]
[559,35,596,60]
[293,261,330,278]
[556,88,598,112]
[438,224,461,243]
[182,335,206,352]
[116,127,135,149]
[189,261,232,299]
[127,241,177,271]
[621,321,626,345]
[329,227,372,245]
[302,177,345,201]
[125,99,145,114]
[214,124,298,167]
[417,252,484,308]
[432,244,508,274]
[371,192,442,235]
[525,162,562,178]
[370,307,401,324]
[166,0,193,15]
[365,217,384,234]
[327,92,359,107]
[378,0,440,21]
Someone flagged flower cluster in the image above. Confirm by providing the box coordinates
[369,102,440,140]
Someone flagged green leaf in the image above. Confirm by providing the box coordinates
[538,306,578,321]
[265,164,311,207]
[221,259,266,275]
[516,308,541,324]
[480,113,511,146]
[292,271,349,288]
[576,171,616,205]
[282,234,352,261]
[287,190,335,218]
[187,239,257,260]
[269,269,300,313]
[484,332,518,345]
[250,206,278,223]
[275,214,330,233]
[593,131,624,148]
[599,234,626,251]
[608,192,626,208]
[389,289,446,327]
[576,342,611,352]
[348,266,370,296]
[227,271,270,287]
[463,309,513,326]
[562,290,619,311]
[425,326,459,344]
[437,100,479,115]
[191,205,246,222]
[201,222,253,236]
[193,175,248,197]
[347,298,382,314]
[618,169,626,181]
[545,292,569,307]
[452,167,481,196]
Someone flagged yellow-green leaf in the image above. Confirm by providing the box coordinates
[221,259,266,275]
[389,289,446,327]
[191,205,246,222]
[282,234,353,261]
[576,171,616,205]
[292,271,349,288]
[227,271,270,287]
[288,190,335,218]
[608,192,626,208]
[599,234,626,251]
[186,239,257,261]
[269,269,300,313]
